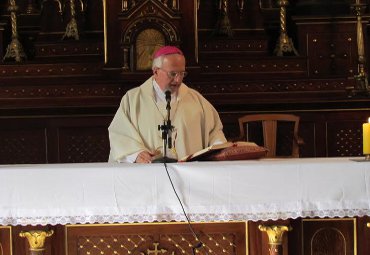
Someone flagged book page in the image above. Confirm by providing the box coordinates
[179,141,260,162]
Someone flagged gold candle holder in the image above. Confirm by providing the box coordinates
[62,0,79,40]
[347,0,370,97]
[3,0,27,62]
[213,0,233,37]
[274,0,298,56]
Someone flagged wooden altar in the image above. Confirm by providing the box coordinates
[1,158,370,255]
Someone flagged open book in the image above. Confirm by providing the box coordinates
[179,141,268,162]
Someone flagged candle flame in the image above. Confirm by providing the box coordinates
[368,117,370,123]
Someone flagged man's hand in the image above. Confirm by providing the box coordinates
[135,151,155,163]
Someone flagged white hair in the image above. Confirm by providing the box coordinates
[152,55,164,69]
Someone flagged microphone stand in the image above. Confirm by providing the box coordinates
[155,94,203,254]
[153,91,177,163]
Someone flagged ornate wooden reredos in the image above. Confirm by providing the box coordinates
[0,0,370,164]
[105,0,196,71]
[119,1,182,71]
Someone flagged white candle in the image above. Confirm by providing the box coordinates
[363,117,370,154]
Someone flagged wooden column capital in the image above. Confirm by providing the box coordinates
[19,230,54,255]
[258,224,292,255]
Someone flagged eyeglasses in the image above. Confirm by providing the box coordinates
[159,68,188,79]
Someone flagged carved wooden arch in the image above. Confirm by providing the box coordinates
[121,16,181,71]
[311,227,346,254]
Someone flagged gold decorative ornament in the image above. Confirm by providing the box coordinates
[213,0,233,37]
[19,230,54,252]
[259,224,292,255]
[140,242,173,255]
[3,0,27,62]
[349,0,370,96]
[135,29,165,70]
[62,0,79,40]
[274,0,298,56]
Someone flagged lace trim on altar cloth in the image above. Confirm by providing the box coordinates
[2,209,370,226]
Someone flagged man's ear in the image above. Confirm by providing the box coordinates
[153,68,158,76]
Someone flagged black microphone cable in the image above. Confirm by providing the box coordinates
[162,161,207,255]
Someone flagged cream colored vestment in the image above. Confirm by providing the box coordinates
[108,77,226,162]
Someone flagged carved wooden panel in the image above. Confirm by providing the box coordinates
[66,222,246,255]
[302,218,355,255]
[0,116,112,164]
[298,120,316,157]
[0,123,47,164]
[357,216,370,255]
[307,33,356,77]
[0,226,11,255]
[58,126,110,163]
[199,57,307,76]
[0,63,104,77]
[199,38,269,56]
[34,41,103,60]
[294,17,360,78]
[191,78,350,97]
[5,217,370,255]
[49,116,112,163]
[327,121,363,157]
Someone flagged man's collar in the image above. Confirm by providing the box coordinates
[152,78,177,103]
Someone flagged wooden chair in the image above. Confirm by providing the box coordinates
[238,114,304,158]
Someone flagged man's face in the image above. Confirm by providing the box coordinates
[153,54,186,94]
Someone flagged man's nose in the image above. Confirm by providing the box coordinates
[173,74,182,83]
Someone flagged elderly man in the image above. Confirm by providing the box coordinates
[108,46,226,163]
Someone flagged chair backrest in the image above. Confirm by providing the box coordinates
[238,114,302,158]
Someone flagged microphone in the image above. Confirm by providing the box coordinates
[153,90,176,163]
[165,90,171,110]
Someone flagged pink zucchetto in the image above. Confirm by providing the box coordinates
[153,46,183,59]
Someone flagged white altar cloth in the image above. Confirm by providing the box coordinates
[0,157,370,226]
